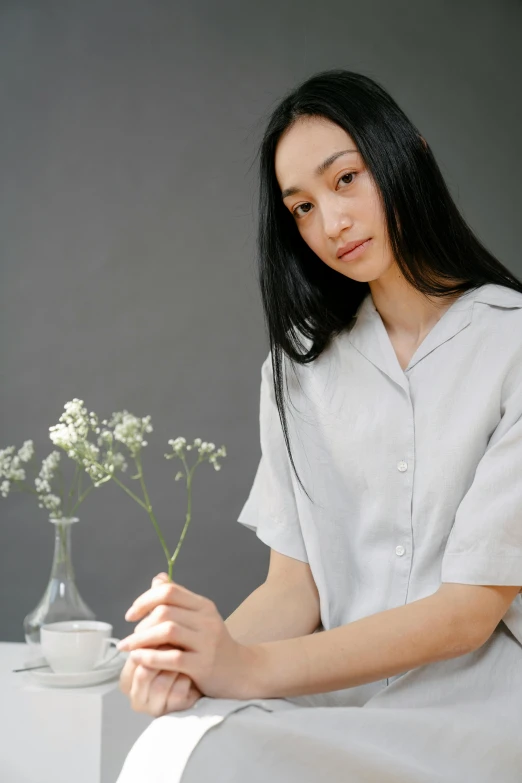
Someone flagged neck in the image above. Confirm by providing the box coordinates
[368,272,463,341]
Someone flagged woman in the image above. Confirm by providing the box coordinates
[116,69,522,782]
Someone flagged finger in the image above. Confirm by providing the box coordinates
[147,670,179,717]
[133,604,167,634]
[184,680,204,709]
[119,619,200,654]
[125,582,208,622]
[119,655,139,695]
[132,604,201,635]
[164,673,192,713]
[151,572,170,588]
[187,682,204,707]
[129,664,160,712]
[125,577,172,625]
[130,646,194,674]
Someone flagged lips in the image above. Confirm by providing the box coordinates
[336,238,371,258]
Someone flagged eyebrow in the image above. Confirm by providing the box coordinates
[280,149,359,201]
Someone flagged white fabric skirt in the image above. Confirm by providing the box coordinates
[116,623,522,783]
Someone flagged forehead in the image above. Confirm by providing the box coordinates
[275,117,358,188]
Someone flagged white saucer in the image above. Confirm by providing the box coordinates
[23,651,129,688]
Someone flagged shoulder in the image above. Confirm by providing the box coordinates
[472,284,522,347]
[472,283,522,315]
[471,284,522,395]
[261,330,338,407]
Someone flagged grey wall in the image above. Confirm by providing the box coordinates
[1,0,521,642]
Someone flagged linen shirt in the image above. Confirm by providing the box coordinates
[237,283,522,646]
[117,282,522,783]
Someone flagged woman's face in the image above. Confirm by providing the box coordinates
[275,116,397,283]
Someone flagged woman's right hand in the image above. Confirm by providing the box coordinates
[119,573,203,717]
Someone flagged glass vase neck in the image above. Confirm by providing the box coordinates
[49,517,79,525]
[23,514,95,646]
[48,518,78,581]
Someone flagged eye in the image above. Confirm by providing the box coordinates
[291,171,357,219]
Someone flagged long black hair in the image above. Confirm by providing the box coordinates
[255,68,522,504]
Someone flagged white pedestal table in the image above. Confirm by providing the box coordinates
[0,642,152,783]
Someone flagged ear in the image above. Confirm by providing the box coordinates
[419,135,428,150]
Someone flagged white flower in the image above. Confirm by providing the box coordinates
[0,447,26,482]
[17,440,34,463]
[1,402,128,520]
[111,452,128,472]
[0,446,15,478]
[49,398,100,459]
[164,437,227,471]
[35,477,52,494]
[97,429,113,446]
[49,401,127,486]
[33,451,61,504]
[37,493,62,514]
[39,451,61,479]
[106,411,152,458]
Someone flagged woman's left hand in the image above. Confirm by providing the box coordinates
[117,580,257,700]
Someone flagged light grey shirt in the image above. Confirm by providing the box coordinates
[237,283,522,646]
[117,283,522,783]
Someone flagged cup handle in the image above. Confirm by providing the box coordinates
[94,637,121,669]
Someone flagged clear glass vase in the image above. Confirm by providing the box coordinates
[23,516,96,647]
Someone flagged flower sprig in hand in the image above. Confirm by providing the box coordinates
[72,407,227,581]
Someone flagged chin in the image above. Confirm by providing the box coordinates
[337,259,382,283]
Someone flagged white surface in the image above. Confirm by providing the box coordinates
[0,642,152,783]
[20,652,127,688]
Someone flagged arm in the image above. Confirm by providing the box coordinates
[225,581,320,645]
[243,583,521,700]
[225,551,321,645]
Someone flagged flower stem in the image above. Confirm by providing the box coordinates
[94,456,170,564]
[77,468,83,505]
[57,522,67,564]
[70,484,95,516]
[110,474,150,511]
[11,479,39,495]
[66,463,81,517]
[134,454,172,569]
[56,465,66,511]
[168,457,202,580]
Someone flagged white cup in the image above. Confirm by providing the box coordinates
[40,620,120,674]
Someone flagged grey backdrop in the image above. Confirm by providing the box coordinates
[1,0,521,642]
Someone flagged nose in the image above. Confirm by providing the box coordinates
[321,197,354,240]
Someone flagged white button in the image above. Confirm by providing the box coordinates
[395,545,405,556]
[397,461,408,472]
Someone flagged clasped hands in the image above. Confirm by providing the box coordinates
[118,573,255,717]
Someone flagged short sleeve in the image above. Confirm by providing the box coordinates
[236,350,309,563]
[441,364,522,586]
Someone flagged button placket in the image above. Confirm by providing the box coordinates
[388,390,416,609]
[396,459,409,558]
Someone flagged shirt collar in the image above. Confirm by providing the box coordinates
[346,283,522,390]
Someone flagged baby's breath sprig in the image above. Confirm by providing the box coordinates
[0,408,126,521]
[65,409,227,581]
[0,400,129,565]
[0,440,40,502]
[46,398,129,517]
[163,437,227,579]
[2,398,228,582]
